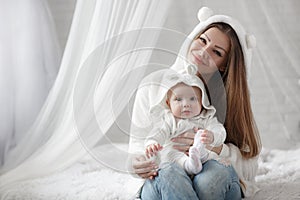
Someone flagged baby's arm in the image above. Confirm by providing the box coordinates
[145,143,163,159]
[198,129,214,145]
[201,117,226,147]
[145,113,173,158]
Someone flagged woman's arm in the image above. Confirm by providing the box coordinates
[210,145,223,154]
[128,76,163,179]
[171,130,196,155]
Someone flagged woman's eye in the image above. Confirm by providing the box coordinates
[213,50,222,57]
[199,37,206,44]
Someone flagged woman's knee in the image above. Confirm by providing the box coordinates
[143,162,191,190]
[194,160,235,182]
[193,160,241,199]
[158,162,187,179]
[141,162,198,200]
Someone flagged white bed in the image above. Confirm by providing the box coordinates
[3,144,300,200]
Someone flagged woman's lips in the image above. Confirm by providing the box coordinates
[191,50,210,67]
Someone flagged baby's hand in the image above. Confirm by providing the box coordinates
[145,143,163,159]
[198,130,214,145]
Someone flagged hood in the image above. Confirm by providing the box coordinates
[149,65,216,119]
[170,7,256,78]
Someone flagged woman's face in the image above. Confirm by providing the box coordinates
[187,27,230,76]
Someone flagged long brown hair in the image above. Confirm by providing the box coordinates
[202,23,261,158]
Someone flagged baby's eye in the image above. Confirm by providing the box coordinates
[175,97,182,101]
[190,97,197,101]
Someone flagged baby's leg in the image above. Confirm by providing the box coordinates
[194,130,209,161]
[184,146,203,174]
[184,131,209,175]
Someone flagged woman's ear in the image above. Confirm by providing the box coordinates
[219,65,226,72]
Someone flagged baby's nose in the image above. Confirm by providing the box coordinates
[183,100,191,107]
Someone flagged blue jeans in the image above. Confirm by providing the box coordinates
[141,160,242,200]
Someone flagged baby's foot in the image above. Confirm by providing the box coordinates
[185,147,202,174]
[194,131,205,150]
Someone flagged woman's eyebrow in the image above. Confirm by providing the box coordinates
[204,33,211,42]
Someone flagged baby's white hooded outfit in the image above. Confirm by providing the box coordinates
[144,67,226,175]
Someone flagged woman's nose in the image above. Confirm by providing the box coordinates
[195,47,209,59]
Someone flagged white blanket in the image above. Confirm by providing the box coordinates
[3,144,300,200]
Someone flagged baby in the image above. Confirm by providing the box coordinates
[145,66,226,175]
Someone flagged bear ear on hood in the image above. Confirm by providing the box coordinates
[197,6,256,50]
[246,34,256,49]
[197,7,214,22]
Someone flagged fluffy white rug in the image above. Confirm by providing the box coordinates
[3,145,300,200]
[248,147,300,200]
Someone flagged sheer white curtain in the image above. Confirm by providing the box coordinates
[0,0,171,193]
[0,0,61,165]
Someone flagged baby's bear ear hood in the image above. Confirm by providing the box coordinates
[171,6,256,79]
[150,64,216,119]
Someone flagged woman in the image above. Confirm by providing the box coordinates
[128,7,261,199]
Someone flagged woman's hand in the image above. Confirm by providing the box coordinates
[171,129,196,155]
[132,155,159,179]
[210,145,223,155]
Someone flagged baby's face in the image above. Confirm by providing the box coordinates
[167,83,202,119]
